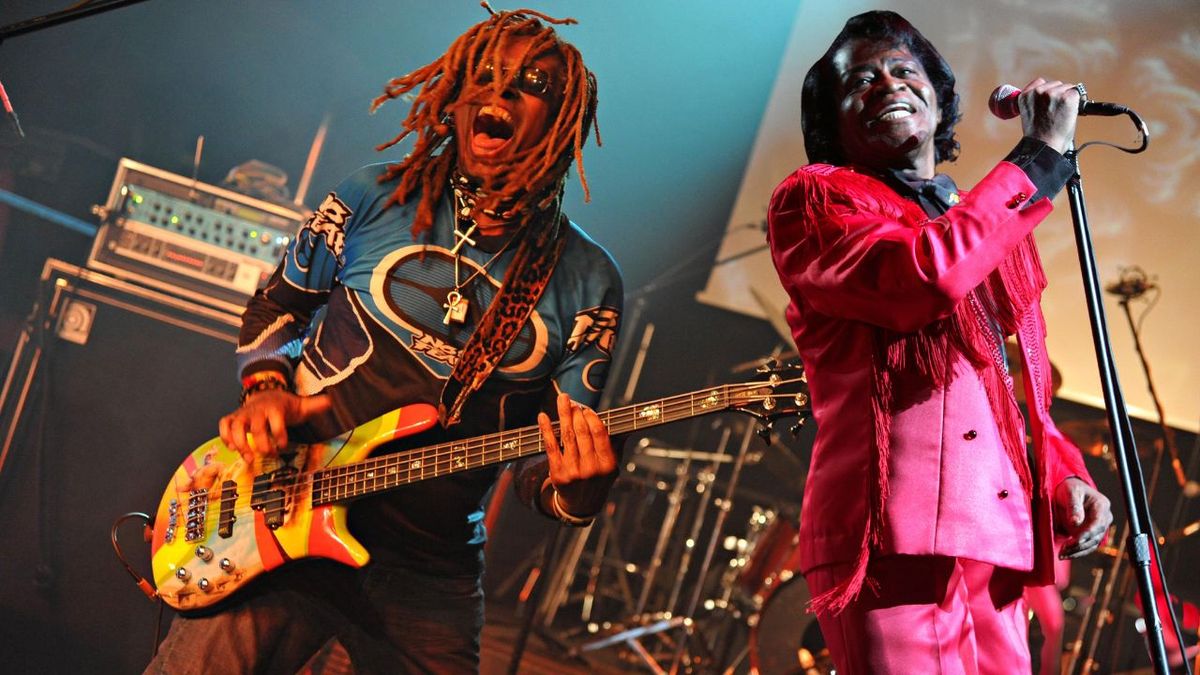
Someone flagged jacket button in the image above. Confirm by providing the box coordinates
[998,489,1010,499]
[963,429,978,440]
[1006,192,1028,209]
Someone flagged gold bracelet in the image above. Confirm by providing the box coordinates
[551,489,594,527]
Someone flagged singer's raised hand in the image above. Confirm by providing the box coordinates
[1019,77,1082,154]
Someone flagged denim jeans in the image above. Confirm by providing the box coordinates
[144,559,484,674]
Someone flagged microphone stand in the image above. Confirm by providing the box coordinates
[1063,114,1188,674]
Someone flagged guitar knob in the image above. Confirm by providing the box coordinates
[195,545,214,562]
[174,567,191,582]
[197,578,212,592]
[219,558,236,573]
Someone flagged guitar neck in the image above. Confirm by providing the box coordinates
[310,385,738,506]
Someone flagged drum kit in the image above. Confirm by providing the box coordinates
[532,355,831,674]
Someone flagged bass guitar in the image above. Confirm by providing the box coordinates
[149,365,807,610]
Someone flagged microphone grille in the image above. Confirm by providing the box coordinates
[989,84,1021,120]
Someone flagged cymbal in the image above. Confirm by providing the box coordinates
[1057,419,1158,459]
[1005,340,1063,402]
[731,349,798,374]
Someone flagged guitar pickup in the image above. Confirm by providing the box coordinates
[250,467,297,530]
[217,480,238,538]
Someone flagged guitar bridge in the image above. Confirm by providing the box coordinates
[184,489,208,542]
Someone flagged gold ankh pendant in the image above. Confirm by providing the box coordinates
[443,290,469,324]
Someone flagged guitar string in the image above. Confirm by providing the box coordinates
[182,392,732,526]
[312,384,742,490]
[304,380,804,502]
[172,386,803,533]
[176,388,799,534]
[314,376,803,492]
[171,383,803,532]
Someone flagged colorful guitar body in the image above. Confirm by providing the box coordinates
[150,403,439,611]
[148,368,808,611]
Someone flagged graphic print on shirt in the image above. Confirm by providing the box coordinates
[294,192,351,271]
[293,291,376,395]
[567,306,619,392]
[369,244,549,378]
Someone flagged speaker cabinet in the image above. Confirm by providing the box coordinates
[0,259,241,673]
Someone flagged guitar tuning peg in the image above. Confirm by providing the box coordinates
[756,423,773,445]
[789,419,806,437]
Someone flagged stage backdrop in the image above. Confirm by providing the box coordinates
[700,0,1200,432]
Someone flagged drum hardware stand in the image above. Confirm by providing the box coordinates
[1060,105,1189,674]
[626,429,734,621]
[667,412,798,673]
[536,315,658,632]
[1069,265,1196,674]
[1069,520,1130,675]
[568,424,734,670]
[1109,267,1199,590]
[505,299,657,672]
[662,431,735,617]
[1064,560,1107,674]
[571,410,787,673]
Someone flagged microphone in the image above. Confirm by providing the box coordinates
[1104,266,1157,300]
[988,84,1130,120]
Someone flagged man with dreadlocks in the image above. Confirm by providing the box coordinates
[765,10,1112,674]
[146,8,621,674]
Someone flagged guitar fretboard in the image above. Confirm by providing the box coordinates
[309,384,748,506]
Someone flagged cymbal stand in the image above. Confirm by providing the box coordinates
[1070,267,1192,674]
[572,418,759,673]
[1111,273,1200,591]
[664,426,734,615]
[666,418,761,672]
[1069,520,1130,675]
[1065,563,1107,675]
[538,314,656,628]
[635,452,696,617]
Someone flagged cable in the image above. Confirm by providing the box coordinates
[110,511,158,601]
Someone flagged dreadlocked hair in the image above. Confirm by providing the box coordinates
[370,5,599,239]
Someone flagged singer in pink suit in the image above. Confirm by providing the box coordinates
[766,11,1113,673]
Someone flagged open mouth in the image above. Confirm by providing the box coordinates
[471,105,515,155]
[871,102,916,123]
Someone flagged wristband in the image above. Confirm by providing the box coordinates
[241,370,289,389]
[551,488,595,527]
[240,371,290,405]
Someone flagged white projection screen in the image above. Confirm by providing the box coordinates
[699,0,1200,432]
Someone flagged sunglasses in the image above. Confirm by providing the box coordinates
[476,62,555,98]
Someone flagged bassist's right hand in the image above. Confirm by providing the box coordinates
[219,390,332,464]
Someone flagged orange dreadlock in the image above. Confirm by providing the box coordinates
[371,5,599,238]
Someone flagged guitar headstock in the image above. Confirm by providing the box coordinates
[727,361,810,438]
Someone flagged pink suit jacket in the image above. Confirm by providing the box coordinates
[767,161,1093,589]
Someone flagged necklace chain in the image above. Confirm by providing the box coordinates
[442,177,519,324]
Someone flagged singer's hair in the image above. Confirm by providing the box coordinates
[801,10,961,166]
[370,7,598,237]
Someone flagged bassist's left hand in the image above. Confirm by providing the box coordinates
[537,393,618,519]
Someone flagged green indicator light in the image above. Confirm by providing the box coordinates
[133,194,144,204]
[249,230,259,238]
[170,215,180,224]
